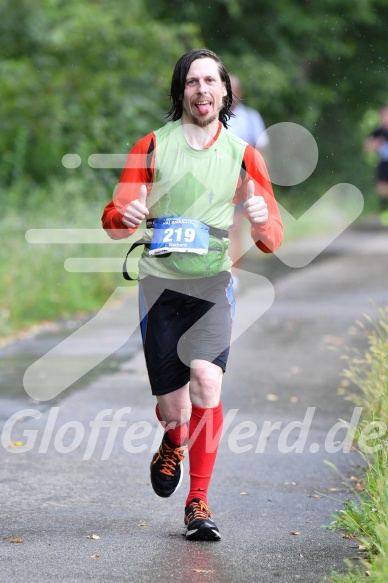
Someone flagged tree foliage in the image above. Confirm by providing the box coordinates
[0,0,201,191]
[1,0,388,203]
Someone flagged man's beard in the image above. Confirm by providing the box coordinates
[183,104,218,127]
[191,112,218,127]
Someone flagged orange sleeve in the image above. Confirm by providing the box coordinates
[101,133,155,239]
[235,145,283,253]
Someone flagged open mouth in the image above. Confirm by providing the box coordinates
[195,100,211,115]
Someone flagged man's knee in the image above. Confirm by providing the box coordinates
[190,361,223,406]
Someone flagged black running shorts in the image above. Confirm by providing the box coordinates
[138,271,235,396]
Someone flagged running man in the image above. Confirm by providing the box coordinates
[102,48,283,541]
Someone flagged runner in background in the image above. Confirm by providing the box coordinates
[364,105,388,224]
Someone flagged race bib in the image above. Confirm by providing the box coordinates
[149,217,210,256]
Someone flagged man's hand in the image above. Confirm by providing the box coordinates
[122,184,149,228]
[244,180,268,225]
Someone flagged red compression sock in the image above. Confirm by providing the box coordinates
[155,403,188,446]
[186,402,223,507]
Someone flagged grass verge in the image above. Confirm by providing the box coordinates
[1,179,137,340]
[327,307,388,582]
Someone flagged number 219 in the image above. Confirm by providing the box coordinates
[163,227,195,243]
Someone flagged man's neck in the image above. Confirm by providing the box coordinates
[181,119,220,150]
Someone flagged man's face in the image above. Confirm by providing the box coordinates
[181,57,227,128]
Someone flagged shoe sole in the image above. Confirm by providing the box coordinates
[185,525,221,541]
[150,462,184,498]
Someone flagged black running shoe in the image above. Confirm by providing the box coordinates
[150,433,187,498]
[184,498,221,541]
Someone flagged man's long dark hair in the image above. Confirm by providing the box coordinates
[166,48,234,128]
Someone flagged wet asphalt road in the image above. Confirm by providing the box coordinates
[0,217,387,583]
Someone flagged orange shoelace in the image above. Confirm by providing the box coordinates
[158,444,186,477]
[186,500,212,522]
